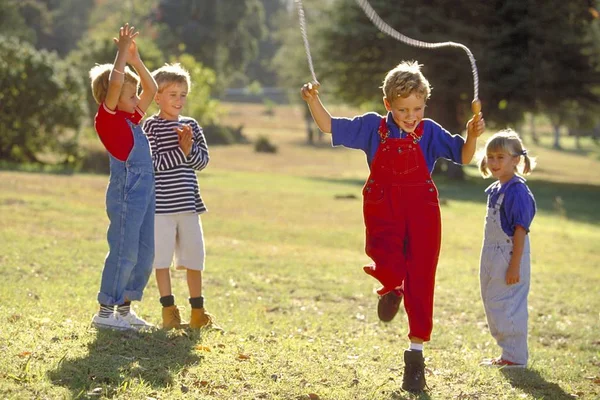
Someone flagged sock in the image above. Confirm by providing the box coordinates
[160,295,175,308]
[409,343,424,352]
[189,296,204,309]
[98,304,113,318]
[116,301,131,317]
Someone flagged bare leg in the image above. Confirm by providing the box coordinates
[187,269,202,298]
[155,269,172,297]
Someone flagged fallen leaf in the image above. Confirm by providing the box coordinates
[17,351,31,358]
[195,345,211,352]
[238,353,251,360]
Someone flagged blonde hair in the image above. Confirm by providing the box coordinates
[152,63,191,93]
[89,64,139,105]
[479,129,536,177]
[381,61,431,101]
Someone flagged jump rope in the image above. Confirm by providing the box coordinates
[294,0,482,116]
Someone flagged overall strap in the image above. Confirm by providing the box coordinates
[378,118,389,143]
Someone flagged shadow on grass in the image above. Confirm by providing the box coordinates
[309,172,600,225]
[48,328,206,398]
[501,368,573,400]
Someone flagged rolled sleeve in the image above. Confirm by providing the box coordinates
[427,120,465,165]
[503,184,536,233]
[331,113,381,151]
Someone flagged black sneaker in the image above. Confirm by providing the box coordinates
[377,289,403,322]
[402,350,426,393]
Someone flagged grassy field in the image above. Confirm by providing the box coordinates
[1,102,599,399]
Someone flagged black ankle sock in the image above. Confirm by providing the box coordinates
[160,295,175,308]
[189,296,204,309]
[117,301,131,316]
[99,304,113,318]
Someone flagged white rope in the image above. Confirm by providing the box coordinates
[294,0,319,84]
[355,0,479,102]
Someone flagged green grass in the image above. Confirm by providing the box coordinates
[1,104,599,399]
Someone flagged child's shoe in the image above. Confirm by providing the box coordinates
[91,313,132,331]
[162,305,182,329]
[480,357,526,368]
[402,350,426,393]
[189,308,215,329]
[377,288,403,322]
[121,309,154,331]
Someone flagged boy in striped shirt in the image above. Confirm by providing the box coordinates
[143,63,215,329]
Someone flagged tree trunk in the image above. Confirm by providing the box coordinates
[529,113,539,145]
[552,123,562,149]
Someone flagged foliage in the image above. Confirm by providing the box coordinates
[0,35,85,164]
[201,123,247,146]
[152,0,267,89]
[254,135,278,153]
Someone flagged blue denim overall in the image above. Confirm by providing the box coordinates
[480,193,530,365]
[98,119,155,305]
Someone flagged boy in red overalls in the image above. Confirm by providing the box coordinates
[301,61,485,393]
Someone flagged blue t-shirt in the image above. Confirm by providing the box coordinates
[485,175,536,236]
[331,111,465,172]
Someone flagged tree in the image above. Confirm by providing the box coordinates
[152,0,266,88]
[0,35,86,163]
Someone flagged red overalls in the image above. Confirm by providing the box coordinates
[362,118,442,341]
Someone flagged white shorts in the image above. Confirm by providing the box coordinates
[154,212,205,271]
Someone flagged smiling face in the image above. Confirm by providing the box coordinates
[485,150,519,183]
[383,93,425,133]
[155,82,188,120]
[117,82,140,114]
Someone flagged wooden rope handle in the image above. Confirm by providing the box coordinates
[472,99,481,121]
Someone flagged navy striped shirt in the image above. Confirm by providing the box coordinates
[143,115,209,215]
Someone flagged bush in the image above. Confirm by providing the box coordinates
[254,136,277,153]
[0,35,86,164]
[202,124,248,145]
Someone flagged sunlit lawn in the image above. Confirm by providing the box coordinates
[0,102,599,399]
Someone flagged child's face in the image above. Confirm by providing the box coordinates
[383,93,425,133]
[486,150,519,183]
[117,83,140,114]
[155,82,188,120]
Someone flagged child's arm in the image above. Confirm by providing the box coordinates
[301,82,332,133]
[124,39,158,112]
[105,24,138,111]
[506,225,526,285]
[461,113,485,164]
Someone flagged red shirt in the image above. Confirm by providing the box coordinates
[94,103,145,161]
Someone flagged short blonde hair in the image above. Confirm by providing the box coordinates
[479,129,536,177]
[152,63,191,93]
[381,61,431,101]
[89,64,139,104]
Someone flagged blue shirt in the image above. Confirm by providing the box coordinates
[331,112,465,172]
[485,175,536,236]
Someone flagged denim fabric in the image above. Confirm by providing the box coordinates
[98,120,155,305]
[480,193,530,365]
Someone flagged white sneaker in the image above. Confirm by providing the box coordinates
[121,309,154,331]
[92,313,133,331]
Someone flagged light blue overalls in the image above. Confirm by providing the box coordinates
[480,192,530,365]
[98,119,155,306]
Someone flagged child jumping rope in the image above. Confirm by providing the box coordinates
[478,129,536,368]
[89,23,158,330]
[301,61,485,392]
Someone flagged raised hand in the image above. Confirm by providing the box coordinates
[300,82,320,102]
[467,112,485,138]
[113,23,140,64]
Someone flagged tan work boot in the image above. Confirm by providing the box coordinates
[189,308,215,329]
[162,305,182,330]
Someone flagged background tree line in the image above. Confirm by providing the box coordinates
[1,0,599,168]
